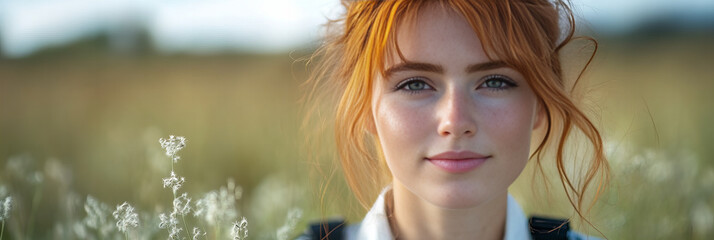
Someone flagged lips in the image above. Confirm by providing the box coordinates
[427,151,489,160]
[426,151,490,173]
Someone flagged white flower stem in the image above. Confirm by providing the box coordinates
[1,220,5,240]
[170,145,190,240]
[26,184,42,239]
[171,155,175,174]
[182,213,190,239]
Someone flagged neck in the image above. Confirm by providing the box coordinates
[387,181,508,240]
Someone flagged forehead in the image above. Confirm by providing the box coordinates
[386,6,491,69]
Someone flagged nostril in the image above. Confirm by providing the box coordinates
[437,123,476,137]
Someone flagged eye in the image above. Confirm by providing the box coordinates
[479,75,517,91]
[395,77,434,93]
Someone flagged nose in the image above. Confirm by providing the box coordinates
[437,88,477,138]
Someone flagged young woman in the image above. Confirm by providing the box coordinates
[301,0,610,239]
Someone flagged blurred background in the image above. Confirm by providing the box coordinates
[0,0,712,239]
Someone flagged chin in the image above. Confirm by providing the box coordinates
[421,183,496,209]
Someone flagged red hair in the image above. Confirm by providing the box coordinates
[301,0,610,233]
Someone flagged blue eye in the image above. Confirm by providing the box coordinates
[480,75,517,91]
[395,77,433,93]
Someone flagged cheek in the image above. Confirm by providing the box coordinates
[373,99,432,154]
[480,96,536,155]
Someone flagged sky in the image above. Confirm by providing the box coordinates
[577,0,714,32]
[0,0,712,58]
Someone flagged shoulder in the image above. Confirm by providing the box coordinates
[298,185,394,240]
[299,186,603,240]
[297,218,602,240]
[295,218,349,240]
[530,215,603,240]
[339,219,601,240]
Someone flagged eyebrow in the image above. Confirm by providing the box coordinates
[384,60,508,77]
[466,60,508,73]
[384,62,443,77]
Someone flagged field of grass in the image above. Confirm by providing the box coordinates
[0,32,712,239]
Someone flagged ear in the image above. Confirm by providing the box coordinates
[533,101,546,130]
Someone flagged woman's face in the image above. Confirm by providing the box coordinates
[371,7,543,209]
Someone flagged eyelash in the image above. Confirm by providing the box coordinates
[394,77,433,94]
[480,75,518,91]
[393,75,518,94]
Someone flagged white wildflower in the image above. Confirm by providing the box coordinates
[226,180,242,200]
[691,201,714,237]
[192,227,206,240]
[112,202,139,233]
[0,196,12,221]
[231,217,248,240]
[160,193,191,240]
[31,171,44,184]
[173,193,192,216]
[6,155,43,184]
[163,171,185,194]
[83,196,115,236]
[158,213,171,229]
[159,135,187,163]
[169,225,183,240]
[276,208,303,240]
[72,221,88,239]
[159,212,182,240]
[194,180,242,226]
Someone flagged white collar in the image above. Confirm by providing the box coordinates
[345,185,530,240]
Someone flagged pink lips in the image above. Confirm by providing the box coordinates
[426,151,490,173]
